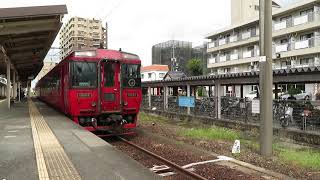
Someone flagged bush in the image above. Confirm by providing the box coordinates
[288,85,301,96]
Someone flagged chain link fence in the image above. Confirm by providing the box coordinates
[142,95,320,133]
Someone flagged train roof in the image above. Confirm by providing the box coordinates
[65,49,140,61]
[36,49,140,87]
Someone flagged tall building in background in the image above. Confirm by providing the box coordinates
[59,17,107,59]
[206,0,320,97]
[231,0,281,24]
[152,40,192,73]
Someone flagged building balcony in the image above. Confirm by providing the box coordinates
[208,57,216,64]
[273,12,320,38]
[219,55,227,62]
[219,39,226,46]
[229,35,238,43]
[242,31,251,40]
[294,38,314,50]
[243,50,253,58]
[207,56,259,69]
[293,13,313,26]
[207,42,216,49]
[275,44,288,53]
[207,36,259,53]
[230,53,238,60]
[274,21,287,31]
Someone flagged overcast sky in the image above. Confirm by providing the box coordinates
[1,0,299,66]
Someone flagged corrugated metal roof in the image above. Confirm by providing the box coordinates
[143,66,320,84]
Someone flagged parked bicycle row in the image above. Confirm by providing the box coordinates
[142,95,320,133]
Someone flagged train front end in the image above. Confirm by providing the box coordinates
[70,49,142,136]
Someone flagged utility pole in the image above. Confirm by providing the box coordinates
[259,0,273,157]
[171,41,177,71]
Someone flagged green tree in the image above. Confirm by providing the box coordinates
[186,58,203,76]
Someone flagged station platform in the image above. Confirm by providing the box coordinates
[0,98,160,180]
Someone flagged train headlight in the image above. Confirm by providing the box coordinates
[123,101,128,106]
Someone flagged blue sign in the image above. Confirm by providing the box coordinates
[178,96,195,107]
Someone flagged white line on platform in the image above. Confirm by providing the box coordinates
[7,130,19,133]
[4,136,16,138]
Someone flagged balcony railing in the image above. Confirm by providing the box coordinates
[208,57,216,64]
[294,14,309,26]
[219,39,226,46]
[230,35,238,43]
[242,31,251,40]
[219,55,227,62]
[230,53,238,60]
[294,38,315,50]
[274,21,287,30]
[275,44,288,53]
[243,50,253,58]
[207,42,216,49]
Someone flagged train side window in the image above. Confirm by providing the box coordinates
[104,63,114,87]
[71,61,97,88]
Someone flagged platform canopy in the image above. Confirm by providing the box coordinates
[0,5,67,83]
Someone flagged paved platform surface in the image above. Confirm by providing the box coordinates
[0,98,161,180]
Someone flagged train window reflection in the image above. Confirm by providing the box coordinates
[71,61,97,88]
[122,64,141,78]
[122,64,141,88]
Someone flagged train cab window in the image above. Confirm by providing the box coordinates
[104,63,114,87]
[121,64,141,88]
[71,61,97,88]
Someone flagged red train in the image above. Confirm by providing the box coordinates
[36,49,142,136]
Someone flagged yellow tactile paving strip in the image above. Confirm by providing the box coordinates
[28,99,81,180]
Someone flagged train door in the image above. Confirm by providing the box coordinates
[63,62,70,114]
[101,61,121,112]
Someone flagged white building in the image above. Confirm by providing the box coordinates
[206,0,320,98]
[231,0,281,25]
[59,17,107,59]
[141,65,169,82]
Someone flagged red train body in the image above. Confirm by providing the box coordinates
[36,49,142,136]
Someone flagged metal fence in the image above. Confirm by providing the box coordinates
[142,96,320,133]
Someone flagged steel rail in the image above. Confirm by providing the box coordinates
[117,136,208,180]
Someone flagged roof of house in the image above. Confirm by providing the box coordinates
[141,65,169,72]
[163,71,187,80]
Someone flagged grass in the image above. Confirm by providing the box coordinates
[178,127,240,142]
[140,111,320,171]
[276,145,320,170]
[138,112,168,123]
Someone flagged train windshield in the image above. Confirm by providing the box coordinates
[121,64,141,88]
[71,61,97,88]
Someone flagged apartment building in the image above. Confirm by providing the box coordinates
[206,0,320,97]
[231,0,281,24]
[59,17,107,59]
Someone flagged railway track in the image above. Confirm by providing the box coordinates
[116,136,208,180]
